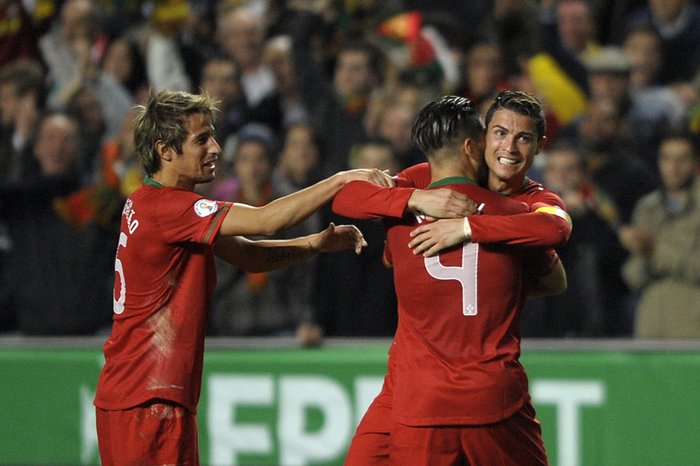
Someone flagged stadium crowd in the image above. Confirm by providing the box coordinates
[1,0,700,341]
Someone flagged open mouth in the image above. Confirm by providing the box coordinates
[497,156,520,166]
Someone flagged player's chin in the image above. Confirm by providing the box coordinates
[197,171,216,184]
[494,163,523,179]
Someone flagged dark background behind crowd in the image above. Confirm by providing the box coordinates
[2,0,700,342]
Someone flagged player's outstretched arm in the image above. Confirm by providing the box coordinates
[332,180,478,220]
[219,169,392,237]
[214,223,367,272]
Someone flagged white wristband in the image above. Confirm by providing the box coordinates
[463,217,472,240]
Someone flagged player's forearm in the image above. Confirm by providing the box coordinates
[468,210,572,247]
[527,258,567,298]
[332,180,414,219]
[215,235,318,273]
[220,173,348,237]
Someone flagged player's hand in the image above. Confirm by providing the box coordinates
[312,223,368,255]
[340,168,396,188]
[407,189,478,220]
[409,218,467,257]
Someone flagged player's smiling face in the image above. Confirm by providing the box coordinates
[173,113,221,190]
[485,109,544,192]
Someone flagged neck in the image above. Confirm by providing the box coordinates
[429,158,477,185]
[488,173,526,195]
[666,187,690,201]
[150,172,195,191]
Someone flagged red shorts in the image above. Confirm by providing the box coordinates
[390,400,548,466]
[345,383,393,465]
[96,399,199,466]
[345,368,395,466]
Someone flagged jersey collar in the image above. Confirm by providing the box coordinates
[144,176,165,188]
[428,176,478,189]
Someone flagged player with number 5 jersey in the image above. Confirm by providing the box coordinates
[93,90,397,466]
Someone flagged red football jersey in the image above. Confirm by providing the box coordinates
[94,179,231,413]
[396,162,568,276]
[385,180,531,426]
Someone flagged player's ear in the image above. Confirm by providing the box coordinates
[155,140,174,162]
[535,136,547,156]
[462,136,478,158]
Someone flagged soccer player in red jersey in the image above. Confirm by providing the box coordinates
[93,90,395,466]
[337,92,570,465]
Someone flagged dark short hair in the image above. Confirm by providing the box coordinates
[485,90,546,140]
[411,95,482,155]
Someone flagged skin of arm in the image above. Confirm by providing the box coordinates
[219,169,393,237]
[527,255,567,297]
[214,223,367,273]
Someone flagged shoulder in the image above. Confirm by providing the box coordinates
[514,179,566,209]
[633,190,664,216]
[397,163,430,188]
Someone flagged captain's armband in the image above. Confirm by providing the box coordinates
[535,205,572,228]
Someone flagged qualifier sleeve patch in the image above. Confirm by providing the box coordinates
[194,199,219,217]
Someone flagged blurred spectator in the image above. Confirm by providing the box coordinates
[535,0,601,103]
[178,0,219,88]
[0,113,121,335]
[0,0,38,67]
[554,0,601,59]
[208,126,321,343]
[487,0,541,78]
[199,54,282,147]
[263,35,308,127]
[196,54,282,200]
[622,24,689,160]
[272,122,325,346]
[518,0,590,130]
[101,36,149,103]
[272,122,322,194]
[522,143,631,337]
[65,85,131,181]
[620,130,700,338]
[560,96,657,225]
[143,0,193,92]
[198,54,247,149]
[315,139,398,337]
[37,0,133,181]
[216,4,276,108]
[288,3,384,178]
[0,59,45,183]
[38,0,109,109]
[455,37,508,110]
[367,97,423,170]
[585,44,689,171]
[624,0,700,84]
